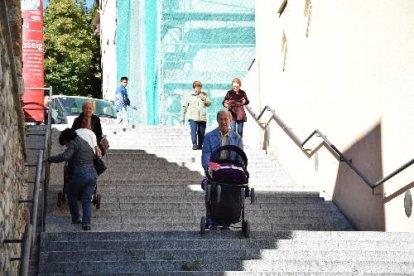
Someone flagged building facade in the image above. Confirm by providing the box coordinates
[99,0,256,126]
[243,0,414,231]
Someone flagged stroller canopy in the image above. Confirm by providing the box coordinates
[208,145,249,184]
[210,145,248,168]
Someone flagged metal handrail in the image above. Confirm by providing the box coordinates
[42,100,53,231]
[245,105,414,191]
[30,150,43,230]
[5,88,53,275]
[4,150,43,275]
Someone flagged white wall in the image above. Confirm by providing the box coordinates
[100,0,118,102]
[244,0,414,231]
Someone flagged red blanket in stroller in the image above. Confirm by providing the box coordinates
[208,161,248,184]
[207,145,249,185]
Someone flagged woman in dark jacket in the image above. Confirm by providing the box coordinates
[68,101,104,204]
[48,128,97,230]
[222,78,250,137]
[71,100,103,145]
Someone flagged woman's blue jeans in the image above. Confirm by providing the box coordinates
[188,120,206,148]
[231,120,244,137]
[67,166,97,226]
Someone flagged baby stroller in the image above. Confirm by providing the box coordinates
[200,145,256,238]
[57,161,101,209]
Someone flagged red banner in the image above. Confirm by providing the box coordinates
[22,0,45,123]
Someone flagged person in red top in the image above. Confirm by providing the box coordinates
[222,78,250,137]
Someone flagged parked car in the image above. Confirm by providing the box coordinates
[50,95,117,129]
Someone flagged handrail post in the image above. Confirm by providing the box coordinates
[19,224,33,276]
[263,124,270,152]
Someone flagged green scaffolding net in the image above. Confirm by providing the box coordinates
[159,0,256,126]
[116,0,255,125]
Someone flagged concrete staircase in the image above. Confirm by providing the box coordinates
[38,125,414,274]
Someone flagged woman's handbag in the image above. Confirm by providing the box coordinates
[99,135,110,156]
[94,157,107,175]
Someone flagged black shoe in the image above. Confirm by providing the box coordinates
[192,145,198,150]
[82,225,91,231]
[72,219,81,224]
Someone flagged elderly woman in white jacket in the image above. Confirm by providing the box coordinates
[180,81,211,150]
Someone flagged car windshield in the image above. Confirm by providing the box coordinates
[94,100,117,118]
[57,97,116,118]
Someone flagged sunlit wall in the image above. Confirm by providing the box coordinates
[244,0,414,231]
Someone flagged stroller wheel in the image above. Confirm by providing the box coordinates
[242,220,250,238]
[200,216,207,235]
[57,191,63,207]
[250,188,256,204]
[95,194,101,209]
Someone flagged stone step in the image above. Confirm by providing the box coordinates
[49,184,315,193]
[47,184,317,192]
[40,249,246,263]
[94,173,286,181]
[96,172,290,180]
[104,152,269,158]
[47,184,319,193]
[239,260,414,273]
[44,222,352,232]
[44,236,414,253]
[47,185,320,197]
[45,214,350,226]
[104,171,284,178]
[104,160,277,167]
[40,231,414,243]
[38,272,412,276]
[40,238,245,252]
[249,249,414,262]
[95,163,283,170]
[104,154,272,160]
[104,148,266,154]
[103,156,278,163]
[46,201,341,212]
[38,259,242,274]
[46,193,325,204]
[39,248,414,265]
[38,258,414,274]
[47,208,348,219]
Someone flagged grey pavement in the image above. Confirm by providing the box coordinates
[37,125,414,274]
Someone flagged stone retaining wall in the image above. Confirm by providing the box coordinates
[0,0,28,274]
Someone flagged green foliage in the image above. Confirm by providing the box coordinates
[44,0,101,98]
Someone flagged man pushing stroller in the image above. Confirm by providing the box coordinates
[201,110,254,236]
